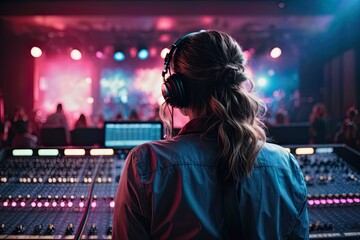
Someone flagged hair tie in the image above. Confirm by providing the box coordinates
[222,65,246,85]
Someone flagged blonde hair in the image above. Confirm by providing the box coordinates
[160,30,267,179]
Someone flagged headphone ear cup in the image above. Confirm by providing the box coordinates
[162,74,188,108]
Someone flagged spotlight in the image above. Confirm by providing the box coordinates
[270,47,282,59]
[113,51,125,61]
[138,49,149,60]
[257,77,268,87]
[70,49,82,60]
[31,46,42,58]
[160,48,169,59]
[95,51,104,59]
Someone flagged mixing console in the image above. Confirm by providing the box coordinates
[0,144,359,239]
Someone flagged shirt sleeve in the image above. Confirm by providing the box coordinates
[112,148,151,240]
[286,152,309,240]
[238,149,309,240]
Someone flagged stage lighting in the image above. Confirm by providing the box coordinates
[160,48,169,59]
[257,77,268,87]
[270,47,282,59]
[138,49,149,60]
[113,51,125,61]
[70,49,82,60]
[31,46,42,58]
[95,51,104,59]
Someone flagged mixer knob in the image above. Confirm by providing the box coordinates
[34,224,43,234]
[0,224,5,234]
[107,225,112,235]
[14,224,25,234]
[47,223,55,234]
[65,223,74,235]
[89,224,97,235]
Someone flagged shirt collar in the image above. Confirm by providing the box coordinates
[177,117,215,135]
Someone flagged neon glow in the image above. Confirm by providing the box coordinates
[64,149,86,156]
[315,147,334,153]
[34,56,92,128]
[38,149,59,156]
[295,148,314,155]
[90,148,114,156]
[12,149,33,156]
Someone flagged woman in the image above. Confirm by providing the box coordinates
[113,30,308,239]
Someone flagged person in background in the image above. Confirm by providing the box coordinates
[12,106,29,123]
[114,112,124,121]
[274,109,289,125]
[43,103,70,144]
[74,113,87,129]
[309,103,330,144]
[93,113,105,128]
[11,120,38,148]
[113,30,308,239]
[128,109,140,121]
[334,106,360,150]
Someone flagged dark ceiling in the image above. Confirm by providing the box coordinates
[0,0,348,50]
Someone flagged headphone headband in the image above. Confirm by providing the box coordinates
[161,30,205,108]
[162,31,204,79]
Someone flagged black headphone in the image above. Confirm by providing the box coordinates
[161,31,203,108]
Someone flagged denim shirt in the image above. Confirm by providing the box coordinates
[112,118,309,240]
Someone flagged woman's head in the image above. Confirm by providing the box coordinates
[162,30,249,113]
[160,30,267,178]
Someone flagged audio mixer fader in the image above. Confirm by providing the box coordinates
[0,144,360,239]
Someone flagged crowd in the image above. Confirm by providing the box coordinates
[0,103,156,149]
[0,101,359,150]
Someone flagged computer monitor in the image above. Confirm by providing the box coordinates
[104,121,164,148]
